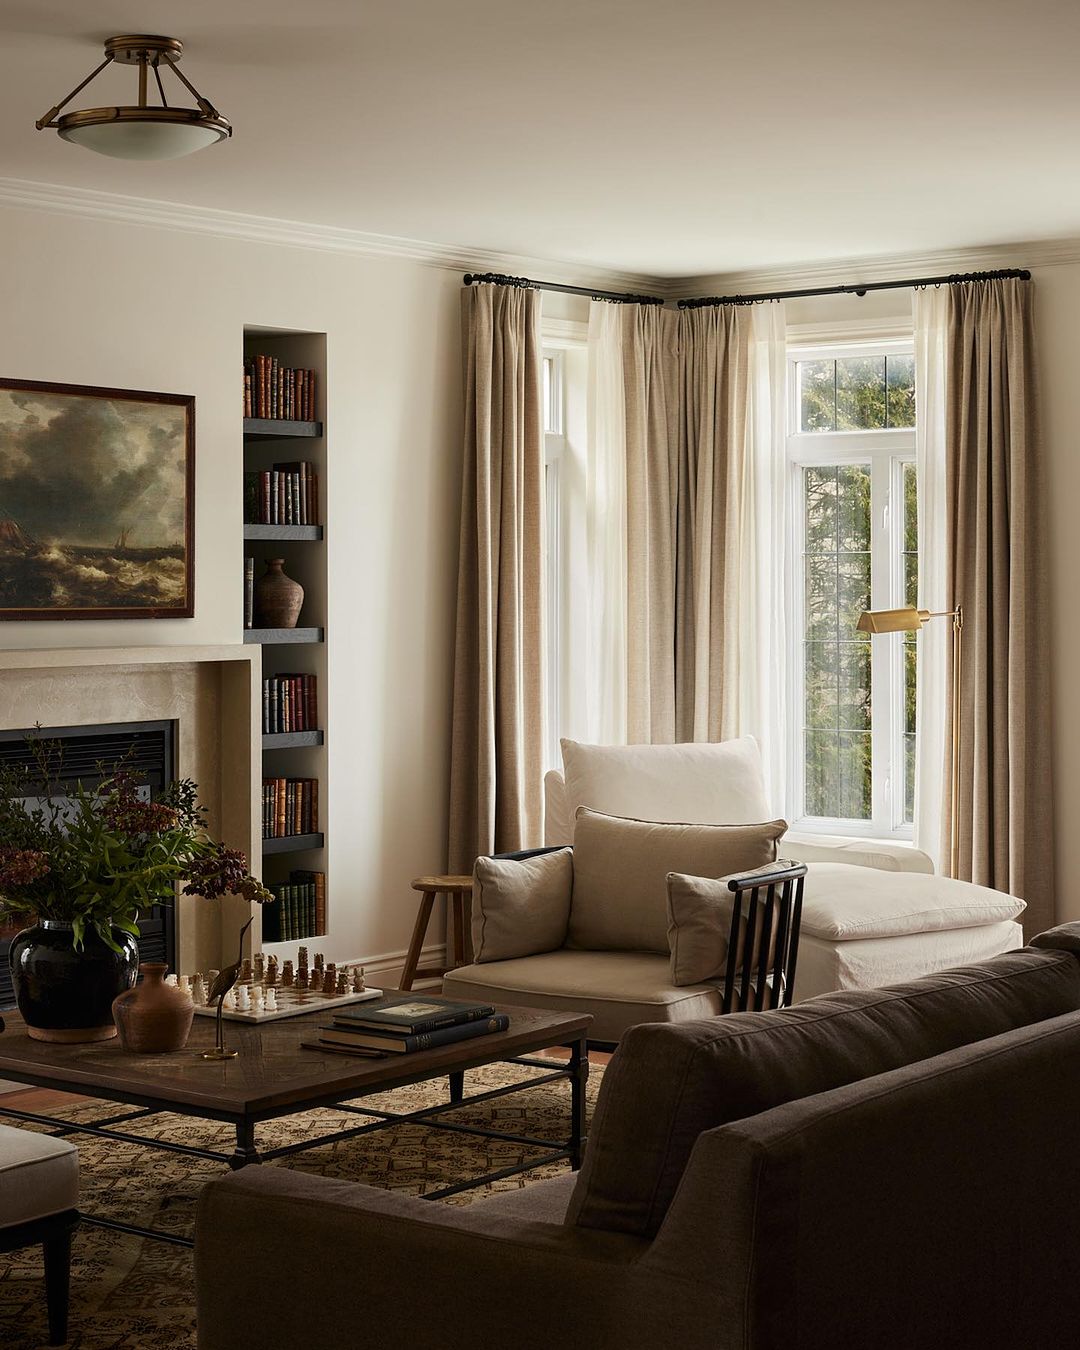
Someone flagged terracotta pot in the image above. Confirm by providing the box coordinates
[112,962,194,1054]
[10,921,138,1043]
[254,558,304,628]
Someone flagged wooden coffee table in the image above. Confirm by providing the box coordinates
[0,1001,591,1249]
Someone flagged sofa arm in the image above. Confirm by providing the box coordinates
[783,831,935,874]
[195,1167,721,1350]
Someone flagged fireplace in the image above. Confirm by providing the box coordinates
[0,720,176,1009]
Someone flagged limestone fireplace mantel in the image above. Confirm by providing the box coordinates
[0,644,261,972]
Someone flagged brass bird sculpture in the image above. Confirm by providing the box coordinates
[202,915,255,1061]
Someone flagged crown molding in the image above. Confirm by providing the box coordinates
[668,236,1080,301]
[0,175,666,295]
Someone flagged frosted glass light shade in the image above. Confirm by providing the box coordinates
[57,111,229,160]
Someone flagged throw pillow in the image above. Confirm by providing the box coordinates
[666,869,782,988]
[799,863,1026,940]
[560,736,770,843]
[471,849,573,963]
[567,809,786,954]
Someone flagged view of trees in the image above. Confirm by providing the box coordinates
[798,355,917,824]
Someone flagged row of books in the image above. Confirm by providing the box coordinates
[309,994,509,1057]
[245,356,317,421]
[244,463,320,526]
[263,674,318,735]
[261,870,326,942]
[262,777,319,838]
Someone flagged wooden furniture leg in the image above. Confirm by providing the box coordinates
[43,1221,74,1347]
[400,889,437,992]
[401,876,473,991]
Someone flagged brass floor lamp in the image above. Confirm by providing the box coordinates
[855,605,963,876]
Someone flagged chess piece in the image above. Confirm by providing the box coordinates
[314,953,324,974]
[253,953,265,983]
[282,961,294,988]
[266,956,278,987]
[179,975,191,996]
[296,967,309,992]
[236,984,251,1012]
[336,970,349,995]
[357,966,366,993]
[223,987,237,1011]
[165,973,179,988]
[241,958,252,983]
[264,987,278,1013]
[192,974,206,1006]
[352,966,365,994]
[251,984,264,1014]
[298,946,309,972]
[323,968,337,995]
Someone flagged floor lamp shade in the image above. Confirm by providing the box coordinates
[855,604,963,875]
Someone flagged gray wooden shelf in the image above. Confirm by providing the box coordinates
[244,524,323,541]
[244,627,324,645]
[243,418,323,439]
[262,832,325,855]
[262,730,324,749]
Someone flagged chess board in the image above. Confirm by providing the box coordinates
[192,985,384,1024]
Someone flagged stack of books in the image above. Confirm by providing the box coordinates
[312,994,509,1056]
[245,356,317,421]
[262,776,319,837]
[244,463,319,526]
[263,673,318,734]
[261,870,326,941]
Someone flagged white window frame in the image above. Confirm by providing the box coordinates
[785,338,916,839]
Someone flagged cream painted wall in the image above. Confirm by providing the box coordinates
[0,203,463,969]
[786,271,1079,923]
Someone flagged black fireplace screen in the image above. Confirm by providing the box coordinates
[0,720,177,1009]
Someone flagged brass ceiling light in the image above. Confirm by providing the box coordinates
[36,35,231,161]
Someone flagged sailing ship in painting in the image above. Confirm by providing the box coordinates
[0,381,191,618]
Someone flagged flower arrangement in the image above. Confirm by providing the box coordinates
[0,741,271,951]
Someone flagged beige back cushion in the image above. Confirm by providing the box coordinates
[567,810,786,954]
[471,849,573,963]
[560,736,770,842]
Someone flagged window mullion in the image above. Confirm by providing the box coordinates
[869,454,893,836]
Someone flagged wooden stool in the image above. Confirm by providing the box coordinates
[400,875,472,991]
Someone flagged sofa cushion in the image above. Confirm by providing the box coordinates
[800,863,1025,940]
[560,736,770,842]
[567,945,1080,1238]
[568,809,786,955]
[471,848,573,963]
[442,950,722,1044]
[793,921,1025,1001]
[0,1124,79,1228]
[666,871,785,989]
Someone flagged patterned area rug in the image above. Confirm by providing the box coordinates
[0,1058,602,1350]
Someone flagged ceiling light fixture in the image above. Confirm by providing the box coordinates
[36,35,231,161]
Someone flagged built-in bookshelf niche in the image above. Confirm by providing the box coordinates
[242,327,329,952]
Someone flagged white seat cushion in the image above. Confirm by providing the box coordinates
[793,921,1025,1002]
[800,863,1026,941]
[0,1124,79,1228]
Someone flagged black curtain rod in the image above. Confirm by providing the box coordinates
[677,267,1031,310]
[463,271,664,306]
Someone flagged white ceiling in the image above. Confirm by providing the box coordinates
[1,0,1079,279]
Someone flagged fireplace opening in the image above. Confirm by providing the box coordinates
[0,720,176,1009]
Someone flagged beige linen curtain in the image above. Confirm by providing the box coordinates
[623,304,680,742]
[944,277,1053,930]
[448,284,544,872]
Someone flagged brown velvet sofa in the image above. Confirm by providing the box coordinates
[195,924,1080,1350]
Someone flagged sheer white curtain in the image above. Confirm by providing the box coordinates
[733,303,789,814]
[584,301,628,744]
[912,287,949,870]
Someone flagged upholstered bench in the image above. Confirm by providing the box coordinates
[0,1122,79,1345]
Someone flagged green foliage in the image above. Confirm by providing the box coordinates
[799,354,915,434]
[0,737,271,952]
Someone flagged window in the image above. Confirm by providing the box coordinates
[788,343,917,836]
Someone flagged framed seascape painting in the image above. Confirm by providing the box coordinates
[0,378,194,620]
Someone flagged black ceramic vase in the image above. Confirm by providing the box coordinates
[9,920,139,1043]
